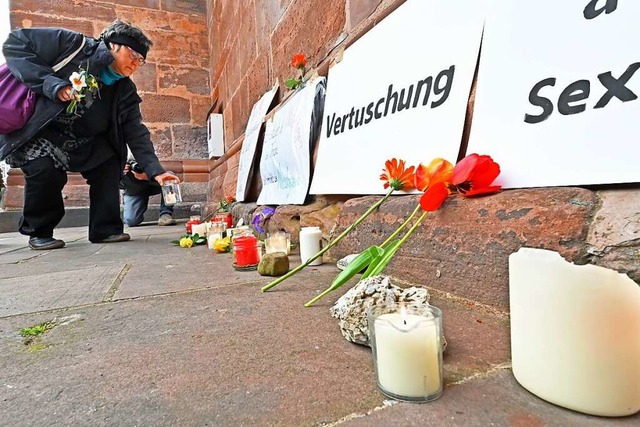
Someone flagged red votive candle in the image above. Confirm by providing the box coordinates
[186,218,201,234]
[233,235,260,266]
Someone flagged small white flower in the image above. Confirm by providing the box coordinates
[69,71,87,91]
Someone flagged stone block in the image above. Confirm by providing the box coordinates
[160,0,207,14]
[270,0,346,84]
[586,189,640,282]
[11,0,116,24]
[258,252,290,276]
[230,81,249,138]
[158,66,211,96]
[140,93,191,123]
[191,95,213,126]
[12,13,95,36]
[348,0,381,30]
[148,125,173,158]
[172,125,208,159]
[131,64,157,93]
[327,188,598,310]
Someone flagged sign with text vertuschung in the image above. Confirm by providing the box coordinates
[468,0,640,188]
[310,0,485,195]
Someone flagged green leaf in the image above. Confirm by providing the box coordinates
[170,240,181,245]
[285,78,299,89]
[331,246,382,288]
[304,245,384,307]
[361,240,402,279]
[194,238,206,244]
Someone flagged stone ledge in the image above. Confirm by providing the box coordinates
[232,187,639,311]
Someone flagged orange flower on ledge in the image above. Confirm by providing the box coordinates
[380,158,416,191]
[286,53,308,90]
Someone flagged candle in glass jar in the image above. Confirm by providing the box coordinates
[233,235,260,267]
[370,305,442,400]
[185,217,201,234]
[266,232,290,255]
[191,223,207,236]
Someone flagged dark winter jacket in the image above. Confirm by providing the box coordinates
[0,28,165,178]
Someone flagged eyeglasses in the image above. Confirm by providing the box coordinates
[122,45,146,66]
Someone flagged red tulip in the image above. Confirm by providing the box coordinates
[451,154,501,197]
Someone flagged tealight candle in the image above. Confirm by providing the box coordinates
[368,303,443,402]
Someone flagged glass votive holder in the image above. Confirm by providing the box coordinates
[232,234,261,270]
[185,215,201,234]
[161,180,182,206]
[367,303,443,402]
[265,231,290,255]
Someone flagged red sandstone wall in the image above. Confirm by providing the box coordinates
[4,0,211,208]
[205,0,404,202]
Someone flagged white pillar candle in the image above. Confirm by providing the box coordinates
[299,227,322,265]
[371,306,442,400]
[509,248,640,417]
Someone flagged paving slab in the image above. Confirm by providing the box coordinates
[343,369,639,426]
[0,225,637,426]
[0,264,124,317]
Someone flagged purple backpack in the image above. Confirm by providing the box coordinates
[0,63,37,134]
[0,37,86,135]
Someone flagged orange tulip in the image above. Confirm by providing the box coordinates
[414,158,453,191]
[291,54,306,69]
[380,158,416,191]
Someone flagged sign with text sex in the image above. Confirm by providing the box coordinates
[468,0,640,188]
[310,0,485,195]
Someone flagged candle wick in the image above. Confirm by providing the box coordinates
[403,319,407,326]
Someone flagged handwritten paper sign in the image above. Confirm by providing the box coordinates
[310,0,485,195]
[257,76,326,205]
[235,84,278,201]
[468,0,640,188]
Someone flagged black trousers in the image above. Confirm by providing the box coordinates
[19,156,124,242]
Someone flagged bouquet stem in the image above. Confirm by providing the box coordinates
[261,188,395,292]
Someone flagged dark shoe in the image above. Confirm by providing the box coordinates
[92,233,131,244]
[29,236,65,250]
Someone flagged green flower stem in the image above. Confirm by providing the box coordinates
[380,204,422,249]
[261,188,395,292]
[395,209,429,251]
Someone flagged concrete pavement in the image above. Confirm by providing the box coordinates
[0,223,637,426]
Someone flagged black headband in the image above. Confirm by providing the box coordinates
[106,34,149,59]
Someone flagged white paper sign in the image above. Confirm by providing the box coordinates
[257,77,326,205]
[310,0,485,195]
[468,0,640,188]
[235,84,279,201]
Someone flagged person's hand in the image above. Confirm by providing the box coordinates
[56,85,78,102]
[155,172,180,186]
[123,163,148,180]
[133,171,148,180]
